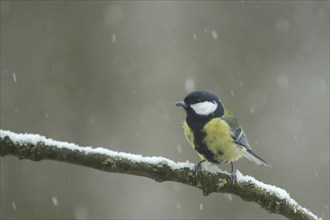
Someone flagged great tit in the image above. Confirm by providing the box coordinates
[175,91,269,183]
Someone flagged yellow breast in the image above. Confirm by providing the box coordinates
[183,121,195,149]
[183,119,244,163]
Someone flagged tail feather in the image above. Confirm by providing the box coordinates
[243,149,271,167]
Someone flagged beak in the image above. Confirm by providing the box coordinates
[175,101,187,108]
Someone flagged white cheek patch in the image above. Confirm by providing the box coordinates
[190,101,218,115]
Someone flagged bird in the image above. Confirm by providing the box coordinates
[175,91,270,184]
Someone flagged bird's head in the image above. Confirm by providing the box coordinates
[175,91,224,118]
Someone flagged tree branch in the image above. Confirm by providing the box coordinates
[0,130,321,220]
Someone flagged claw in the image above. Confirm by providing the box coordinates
[230,170,237,185]
[194,160,205,177]
[230,162,237,185]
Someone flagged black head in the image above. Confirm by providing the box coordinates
[175,91,224,119]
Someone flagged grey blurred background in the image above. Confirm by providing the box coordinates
[1,1,329,219]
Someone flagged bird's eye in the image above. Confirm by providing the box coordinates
[196,99,201,103]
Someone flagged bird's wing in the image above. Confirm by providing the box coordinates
[221,107,270,166]
[230,124,269,166]
[220,106,251,150]
[231,127,252,150]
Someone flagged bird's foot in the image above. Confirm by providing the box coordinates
[194,160,205,177]
[229,162,238,185]
[230,170,237,185]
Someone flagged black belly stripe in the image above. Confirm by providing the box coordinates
[194,142,219,163]
[186,116,219,164]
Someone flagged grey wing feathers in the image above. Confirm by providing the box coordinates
[244,149,270,166]
[232,127,270,166]
[232,127,252,150]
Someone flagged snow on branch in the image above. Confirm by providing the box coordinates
[0,129,321,220]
